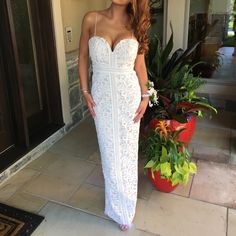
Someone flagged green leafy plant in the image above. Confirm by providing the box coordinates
[200,51,223,70]
[188,16,222,78]
[144,24,217,124]
[192,51,223,78]
[141,120,197,186]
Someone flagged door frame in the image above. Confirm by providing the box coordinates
[0,0,65,172]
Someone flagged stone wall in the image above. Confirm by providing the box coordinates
[65,50,92,131]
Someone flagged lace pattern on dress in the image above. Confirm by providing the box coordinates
[89,34,140,226]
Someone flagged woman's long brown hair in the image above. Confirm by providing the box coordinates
[127,0,150,54]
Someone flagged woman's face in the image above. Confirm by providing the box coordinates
[112,0,130,6]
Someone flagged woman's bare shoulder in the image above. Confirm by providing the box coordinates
[81,10,108,32]
[82,11,96,24]
[83,10,106,22]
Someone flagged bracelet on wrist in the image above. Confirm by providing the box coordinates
[81,88,89,93]
[141,91,151,98]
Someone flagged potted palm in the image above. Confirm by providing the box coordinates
[144,24,217,144]
[141,120,197,192]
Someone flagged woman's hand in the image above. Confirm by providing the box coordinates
[83,92,96,117]
[133,97,149,123]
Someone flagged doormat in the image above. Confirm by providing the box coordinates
[0,203,44,236]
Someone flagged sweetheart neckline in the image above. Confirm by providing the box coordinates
[88,35,138,53]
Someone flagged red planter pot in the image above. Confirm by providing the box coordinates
[148,168,179,192]
[148,115,196,144]
[146,116,196,192]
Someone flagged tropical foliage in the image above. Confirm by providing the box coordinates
[141,120,197,186]
[145,24,217,123]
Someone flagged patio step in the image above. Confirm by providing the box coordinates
[188,142,230,164]
[188,110,236,165]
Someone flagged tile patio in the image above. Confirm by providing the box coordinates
[0,110,235,236]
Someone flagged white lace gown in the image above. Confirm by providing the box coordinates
[89,35,141,227]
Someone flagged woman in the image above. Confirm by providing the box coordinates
[78,0,150,231]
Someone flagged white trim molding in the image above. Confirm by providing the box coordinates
[165,0,190,50]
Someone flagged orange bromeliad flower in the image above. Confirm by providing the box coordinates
[155,120,171,137]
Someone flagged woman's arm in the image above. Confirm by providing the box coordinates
[133,53,149,123]
[78,12,96,117]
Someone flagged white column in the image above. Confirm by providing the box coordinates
[165,0,190,51]
[51,0,71,125]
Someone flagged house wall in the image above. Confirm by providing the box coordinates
[51,0,71,125]
[209,0,232,14]
[166,0,190,50]
[51,0,108,130]
[61,0,108,53]
[190,0,209,15]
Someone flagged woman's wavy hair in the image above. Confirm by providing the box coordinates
[127,0,151,54]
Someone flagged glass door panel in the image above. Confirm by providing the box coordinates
[0,52,14,154]
[10,0,43,117]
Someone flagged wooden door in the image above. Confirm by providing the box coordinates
[0,51,15,154]
[0,0,64,172]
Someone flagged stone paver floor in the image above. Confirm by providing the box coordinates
[0,110,235,236]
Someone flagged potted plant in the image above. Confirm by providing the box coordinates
[144,24,217,143]
[193,51,223,78]
[141,120,197,192]
[188,16,219,69]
